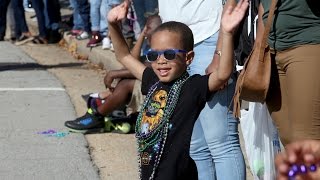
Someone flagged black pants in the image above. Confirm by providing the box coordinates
[11,0,29,37]
[31,0,61,38]
[0,0,11,40]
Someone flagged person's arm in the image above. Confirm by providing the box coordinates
[206,0,238,75]
[131,26,147,59]
[208,0,249,92]
[108,1,146,81]
[275,140,320,180]
[104,69,135,89]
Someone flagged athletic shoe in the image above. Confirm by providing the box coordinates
[104,118,132,134]
[70,29,82,36]
[87,32,102,47]
[102,37,111,50]
[104,111,137,134]
[64,108,105,133]
[48,30,62,44]
[76,31,89,40]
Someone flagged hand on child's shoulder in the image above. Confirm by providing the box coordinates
[107,0,130,23]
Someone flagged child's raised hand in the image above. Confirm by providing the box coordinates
[107,0,130,23]
[221,0,249,35]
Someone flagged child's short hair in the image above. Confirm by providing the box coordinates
[152,21,194,51]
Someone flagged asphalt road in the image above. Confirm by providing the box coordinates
[0,42,99,179]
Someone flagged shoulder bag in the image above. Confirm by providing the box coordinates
[233,0,278,118]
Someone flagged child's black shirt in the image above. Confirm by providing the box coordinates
[139,67,212,180]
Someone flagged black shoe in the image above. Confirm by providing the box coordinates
[65,109,105,133]
[48,30,62,44]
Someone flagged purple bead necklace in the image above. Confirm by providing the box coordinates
[288,164,318,179]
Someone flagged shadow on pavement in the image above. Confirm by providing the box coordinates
[0,62,85,71]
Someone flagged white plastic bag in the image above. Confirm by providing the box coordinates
[240,102,281,180]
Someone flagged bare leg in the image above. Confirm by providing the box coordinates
[97,79,135,116]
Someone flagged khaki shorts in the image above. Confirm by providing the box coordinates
[126,80,145,115]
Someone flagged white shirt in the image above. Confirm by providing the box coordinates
[158,0,222,44]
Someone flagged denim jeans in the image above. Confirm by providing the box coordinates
[132,0,158,29]
[75,0,90,32]
[7,1,16,38]
[11,0,30,37]
[43,0,60,30]
[31,0,61,37]
[31,0,48,37]
[70,0,84,30]
[90,0,120,36]
[23,0,28,8]
[0,0,11,39]
[189,32,246,180]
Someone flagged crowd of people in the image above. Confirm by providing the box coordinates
[1,0,319,179]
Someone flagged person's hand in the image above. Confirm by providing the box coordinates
[107,0,130,23]
[104,71,116,91]
[141,26,148,39]
[275,140,320,180]
[221,0,249,35]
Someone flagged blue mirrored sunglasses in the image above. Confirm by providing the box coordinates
[145,49,187,62]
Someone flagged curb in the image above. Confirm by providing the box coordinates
[62,32,124,72]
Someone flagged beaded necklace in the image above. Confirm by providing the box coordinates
[135,72,189,180]
[288,163,319,179]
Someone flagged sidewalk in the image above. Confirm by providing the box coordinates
[0,42,99,179]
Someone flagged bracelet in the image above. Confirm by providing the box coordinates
[288,164,318,179]
[215,50,222,57]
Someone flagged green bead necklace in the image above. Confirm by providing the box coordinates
[136,72,189,180]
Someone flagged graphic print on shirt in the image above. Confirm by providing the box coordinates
[140,89,168,134]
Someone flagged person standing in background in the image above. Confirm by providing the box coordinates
[260,0,320,145]
[0,0,11,41]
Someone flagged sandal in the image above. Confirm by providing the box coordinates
[32,36,48,44]
[14,34,34,46]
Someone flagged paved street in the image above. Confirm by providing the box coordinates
[0,42,99,179]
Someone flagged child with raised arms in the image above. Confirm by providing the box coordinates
[107,0,249,179]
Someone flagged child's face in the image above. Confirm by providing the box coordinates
[149,30,193,83]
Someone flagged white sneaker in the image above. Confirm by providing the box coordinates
[102,37,111,50]
[76,31,89,40]
[110,42,114,52]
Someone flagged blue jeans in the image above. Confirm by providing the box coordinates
[90,0,120,36]
[31,0,47,37]
[0,0,11,39]
[23,0,28,8]
[75,0,90,32]
[43,0,60,30]
[132,0,158,29]
[69,0,84,30]
[189,32,246,180]
[31,0,61,37]
[11,0,30,37]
